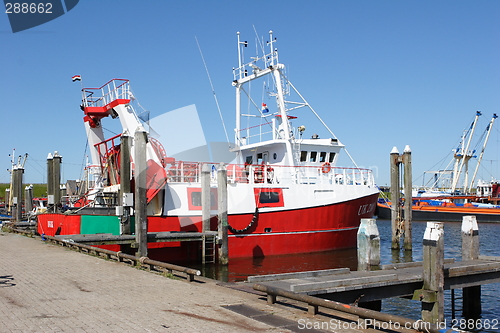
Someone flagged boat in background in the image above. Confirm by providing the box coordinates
[37,31,379,259]
[378,112,500,222]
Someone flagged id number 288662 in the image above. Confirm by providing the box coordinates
[5,3,53,14]
[451,318,498,330]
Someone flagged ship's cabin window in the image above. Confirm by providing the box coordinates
[329,152,336,163]
[245,156,253,165]
[188,188,218,210]
[300,151,307,162]
[319,152,327,163]
[254,188,284,208]
[310,151,317,162]
[259,191,281,204]
[256,152,269,165]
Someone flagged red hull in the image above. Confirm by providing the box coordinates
[38,193,378,259]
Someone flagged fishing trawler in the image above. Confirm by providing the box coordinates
[378,112,500,222]
[37,31,379,258]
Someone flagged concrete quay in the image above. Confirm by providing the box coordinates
[0,231,417,333]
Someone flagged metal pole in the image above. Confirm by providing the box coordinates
[402,145,412,251]
[390,147,401,250]
[134,127,148,258]
[217,163,229,265]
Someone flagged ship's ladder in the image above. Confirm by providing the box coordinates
[202,234,216,264]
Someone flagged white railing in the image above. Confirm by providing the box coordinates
[83,79,130,108]
[165,162,375,187]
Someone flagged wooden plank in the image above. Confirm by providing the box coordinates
[446,261,500,277]
[290,274,398,292]
[247,268,350,283]
[381,258,454,270]
[478,255,500,262]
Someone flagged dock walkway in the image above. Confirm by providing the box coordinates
[250,259,500,304]
[0,231,414,333]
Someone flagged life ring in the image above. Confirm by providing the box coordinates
[321,162,331,173]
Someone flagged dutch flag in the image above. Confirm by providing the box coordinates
[262,103,269,113]
[72,75,81,82]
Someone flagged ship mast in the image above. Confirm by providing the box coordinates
[232,31,295,165]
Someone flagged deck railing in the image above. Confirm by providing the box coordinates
[166,162,375,187]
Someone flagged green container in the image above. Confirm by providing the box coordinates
[80,215,136,235]
[80,215,120,235]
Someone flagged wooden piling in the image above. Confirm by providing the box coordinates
[12,167,24,222]
[201,164,211,232]
[52,152,62,211]
[420,222,444,324]
[357,218,381,310]
[47,153,54,207]
[402,145,412,251]
[134,127,148,258]
[217,163,229,265]
[390,147,401,250]
[461,215,481,318]
[357,218,380,271]
[25,185,33,214]
[120,132,132,235]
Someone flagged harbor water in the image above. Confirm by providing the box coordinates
[194,219,500,332]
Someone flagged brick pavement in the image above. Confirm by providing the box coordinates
[0,232,326,333]
[0,231,404,333]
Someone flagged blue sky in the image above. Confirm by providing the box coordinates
[1,0,499,187]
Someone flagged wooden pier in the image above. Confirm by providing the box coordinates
[250,216,500,329]
[54,231,218,247]
[250,257,500,303]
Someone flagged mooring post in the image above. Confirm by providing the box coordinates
[461,215,481,318]
[52,151,62,212]
[201,163,211,264]
[357,218,380,271]
[134,127,148,258]
[402,145,412,251]
[12,166,24,222]
[120,131,132,235]
[47,153,54,210]
[390,147,401,250]
[217,162,229,265]
[357,218,382,311]
[419,222,444,324]
[25,185,33,215]
[4,188,10,215]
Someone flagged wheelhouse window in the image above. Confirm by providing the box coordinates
[300,151,307,162]
[328,152,336,163]
[310,151,317,162]
[319,152,327,163]
[246,156,253,165]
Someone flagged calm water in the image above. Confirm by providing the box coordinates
[194,219,500,331]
